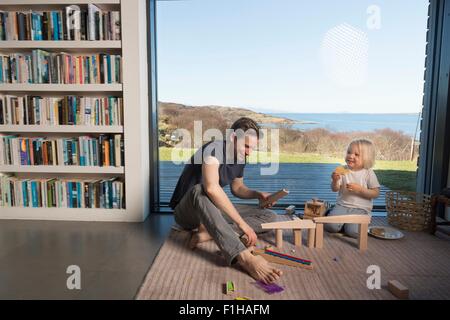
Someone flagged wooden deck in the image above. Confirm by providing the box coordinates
[160,162,389,208]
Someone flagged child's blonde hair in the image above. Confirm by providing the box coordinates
[347,139,376,169]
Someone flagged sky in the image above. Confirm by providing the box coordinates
[156,0,429,114]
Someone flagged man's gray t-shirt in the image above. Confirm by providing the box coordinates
[169,140,245,209]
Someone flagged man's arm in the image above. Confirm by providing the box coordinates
[230,177,259,199]
[231,177,275,208]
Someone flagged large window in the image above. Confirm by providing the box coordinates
[156,0,429,210]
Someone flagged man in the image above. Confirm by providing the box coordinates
[170,117,283,284]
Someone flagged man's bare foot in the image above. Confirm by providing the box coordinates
[236,249,283,284]
[189,224,213,249]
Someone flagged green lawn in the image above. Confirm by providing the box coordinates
[159,148,342,163]
[159,147,417,191]
[373,160,417,192]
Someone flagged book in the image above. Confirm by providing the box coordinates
[114,134,121,167]
[0,12,5,40]
[88,4,101,41]
[31,12,43,40]
[65,5,81,41]
[17,12,26,40]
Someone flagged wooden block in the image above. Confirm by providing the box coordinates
[387,280,409,299]
[312,215,371,251]
[261,219,316,230]
[313,215,371,224]
[293,229,302,246]
[358,223,368,251]
[308,228,315,248]
[315,223,323,249]
[260,189,289,208]
[275,229,283,248]
[304,199,327,219]
[253,249,313,270]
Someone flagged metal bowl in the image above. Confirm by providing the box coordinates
[368,226,404,240]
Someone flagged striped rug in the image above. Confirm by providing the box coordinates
[136,217,450,300]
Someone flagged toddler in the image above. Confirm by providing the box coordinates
[327,139,380,238]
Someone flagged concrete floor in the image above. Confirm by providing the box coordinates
[0,210,393,299]
[0,214,174,299]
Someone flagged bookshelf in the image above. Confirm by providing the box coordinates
[0,40,121,49]
[0,84,123,91]
[0,0,150,222]
[0,125,123,133]
[0,165,125,173]
[0,1,121,4]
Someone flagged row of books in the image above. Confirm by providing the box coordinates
[0,50,122,84]
[0,5,121,41]
[0,95,123,126]
[0,174,125,209]
[0,134,124,167]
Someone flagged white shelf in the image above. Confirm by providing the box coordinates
[0,0,120,5]
[0,165,124,174]
[0,41,121,49]
[0,125,124,133]
[0,207,135,222]
[0,0,150,222]
[0,84,123,92]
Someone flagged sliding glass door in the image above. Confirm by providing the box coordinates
[155,0,429,211]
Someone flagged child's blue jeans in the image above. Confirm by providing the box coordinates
[324,204,371,238]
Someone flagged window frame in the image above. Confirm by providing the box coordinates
[148,0,449,213]
[417,0,450,197]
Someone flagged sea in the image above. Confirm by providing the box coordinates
[268,113,421,138]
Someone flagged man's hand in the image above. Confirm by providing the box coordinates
[258,191,276,208]
[239,223,257,247]
[346,183,364,193]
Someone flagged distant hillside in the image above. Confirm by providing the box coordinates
[158,102,295,146]
[157,102,416,161]
[159,102,295,125]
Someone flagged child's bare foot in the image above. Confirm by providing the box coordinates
[189,224,213,249]
[236,249,283,284]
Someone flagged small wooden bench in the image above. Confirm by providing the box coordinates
[313,215,371,251]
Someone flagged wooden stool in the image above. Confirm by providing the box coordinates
[313,215,371,251]
[261,219,317,249]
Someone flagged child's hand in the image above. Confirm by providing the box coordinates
[346,183,364,193]
[331,172,341,182]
